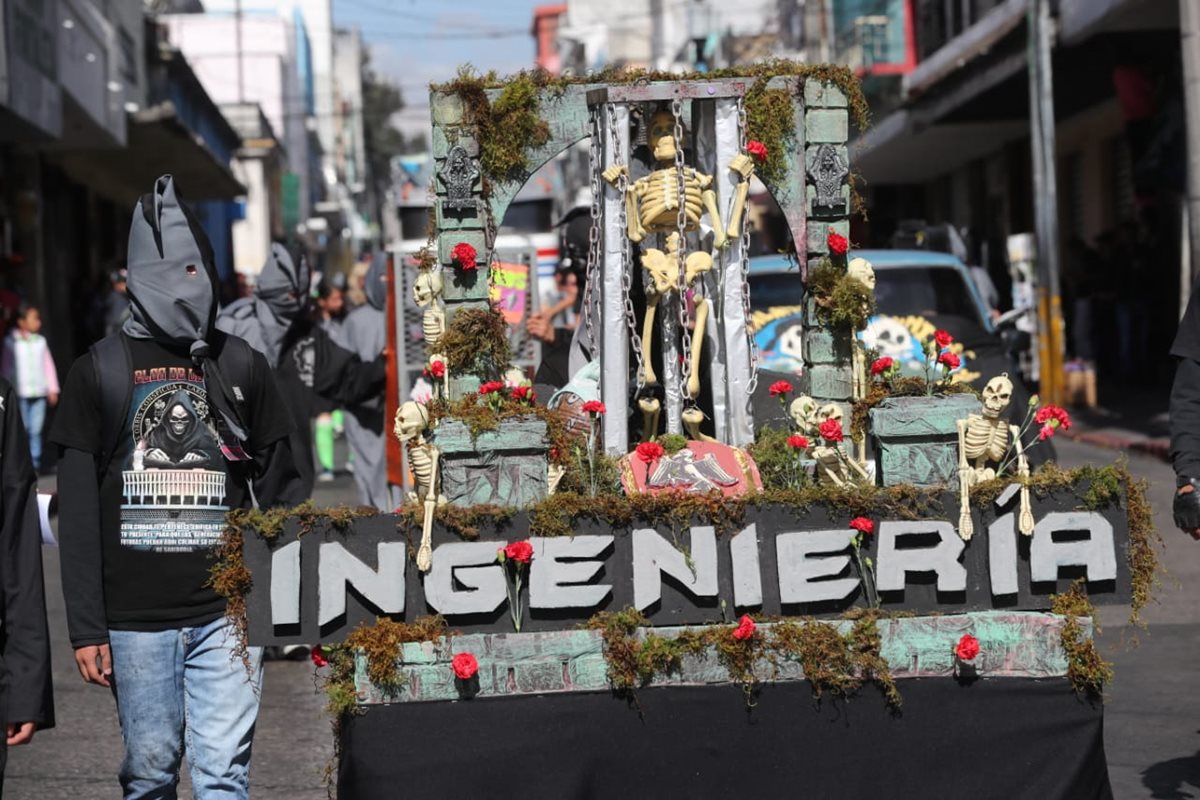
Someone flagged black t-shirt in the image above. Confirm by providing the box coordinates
[50,336,291,630]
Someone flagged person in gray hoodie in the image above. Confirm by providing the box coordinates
[340,254,390,509]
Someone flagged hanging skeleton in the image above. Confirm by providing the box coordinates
[955,374,1035,540]
[846,257,876,467]
[413,267,448,396]
[394,401,444,572]
[602,104,755,438]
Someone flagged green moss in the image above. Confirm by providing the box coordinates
[744,82,795,186]
[805,259,874,330]
[1050,582,1113,698]
[747,427,808,491]
[437,305,513,381]
[659,433,688,455]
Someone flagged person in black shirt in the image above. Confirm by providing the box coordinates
[51,176,298,799]
[217,244,385,500]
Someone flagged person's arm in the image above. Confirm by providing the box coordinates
[312,327,385,407]
[0,380,53,740]
[43,343,59,403]
[1170,358,1200,537]
[245,349,302,508]
[0,337,14,385]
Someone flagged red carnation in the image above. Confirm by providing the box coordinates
[732,614,757,641]
[937,351,961,371]
[479,381,505,395]
[768,380,793,397]
[818,417,844,443]
[746,140,768,162]
[955,634,980,662]
[512,385,535,403]
[452,652,479,679]
[429,360,446,378]
[311,647,328,668]
[870,356,895,376]
[452,242,478,271]
[934,329,954,349]
[1038,424,1056,441]
[503,540,534,565]
[635,441,665,463]
[1034,404,1071,432]
[787,434,808,450]
[827,231,849,256]
[849,517,875,536]
[581,400,607,415]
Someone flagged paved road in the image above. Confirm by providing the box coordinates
[5,440,1197,798]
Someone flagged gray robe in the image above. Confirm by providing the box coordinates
[341,255,389,509]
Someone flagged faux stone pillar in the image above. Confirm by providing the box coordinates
[801,81,853,419]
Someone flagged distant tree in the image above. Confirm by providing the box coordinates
[361,50,418,227]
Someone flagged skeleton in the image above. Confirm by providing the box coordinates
[808,403,871,487]
[681,405,717,443]
[547,463,566,495]
[846,257,876,466]
[394,401,445,572]
[956,374,1035,540]
[413,267,448,396]
[602,107,755,434]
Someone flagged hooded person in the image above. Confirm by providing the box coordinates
[49,175,298,799]
[339,253,390,509]
[217,244,386,498]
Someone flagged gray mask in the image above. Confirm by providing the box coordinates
[364,253,387,311]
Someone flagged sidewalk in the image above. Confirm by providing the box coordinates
[1057,385,1171,462]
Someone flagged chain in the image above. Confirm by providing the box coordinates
[671,97,693,398]
[609,106,645,388]
[582,108,603,355]
[737,96,759,392]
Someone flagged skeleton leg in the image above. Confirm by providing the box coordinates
[1012,424,1035,535]
[642,292,660,387]
[639,396,661,442]
[681,406,716,443]
[686,298,710,400]
[725,181,751,241]
[957,419,974,540]
[416,448,441,573]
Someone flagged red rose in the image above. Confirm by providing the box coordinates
[429,360,446,378]
[937,351,960,371]
[746,140,768,162]
[635,441,665,463]
[768,380,793,397]
[479,381,505,395]
[870,356,895,376]
[849,517,874,536]
[504,540,534,565]
[581,400,607,415]
[818,417,843,442]
[311,647,329,668]
[732,614,756,641]
[452,242,478,271]
[827,231,849,256]
[452,652,479,679]
[934,329,954,348]
[1034,404,1071,431]
[955,634,980,662]
[512,385,535,403]
[787,434,808,450]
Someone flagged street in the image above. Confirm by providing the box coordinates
[3,438,1195,799]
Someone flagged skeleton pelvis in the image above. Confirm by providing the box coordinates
[641,248,712,295]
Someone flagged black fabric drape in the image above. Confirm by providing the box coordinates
[339,679,1111,799]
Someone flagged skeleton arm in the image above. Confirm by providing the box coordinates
[724,154,755,242]
[602,165,647,242]
[416,447,441,573]
[1011,423,1035,535]
[957,418,974,540]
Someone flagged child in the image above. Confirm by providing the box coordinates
[1,305,58,470]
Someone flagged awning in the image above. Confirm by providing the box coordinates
[46,102,245,206]
[855,112,1028,184]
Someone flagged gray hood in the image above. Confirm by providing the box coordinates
[364,253,387,311]
[217,244,309,366]
[123,175,217,355]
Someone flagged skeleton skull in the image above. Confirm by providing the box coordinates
[981,374,1014,420]
[789,395,819,432]
[818,403,844,425]
[647,109,679,163]
[394,401,430,443]
[847,258,876,292]
[413,269,443,308]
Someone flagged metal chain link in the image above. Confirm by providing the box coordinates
[671,97,693,398]
[582,108,603,354]
[609,106,645,388]
[737,97,760,393]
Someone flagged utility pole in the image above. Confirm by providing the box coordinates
[1026,0,1065,405]
[235,0,244,102]
[1181,0,1200,310]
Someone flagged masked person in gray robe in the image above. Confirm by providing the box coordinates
[217,244,386,499]
[340,254,390,509]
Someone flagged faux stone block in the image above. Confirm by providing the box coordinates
[802,329,852,365]
[431,417,549,508]
[439,231,489,302]
[435,198,484,233]
[804,81,848,108]
[804,109,848,144]
[870,394,982,487]
[806,365,853,401]
[431,94,466,126]
[807,185,852,220]
[805,220,850,256]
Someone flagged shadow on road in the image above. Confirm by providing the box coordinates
[1142,745,1200,799]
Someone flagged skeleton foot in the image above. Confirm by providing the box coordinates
[958,512,974,541]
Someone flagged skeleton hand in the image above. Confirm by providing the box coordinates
[729,153,755,180]
[601,165,628,186]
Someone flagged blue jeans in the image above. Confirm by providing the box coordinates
[109,618,264,800]
[17,396,45,468]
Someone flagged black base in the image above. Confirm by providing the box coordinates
[338,679,1112,799]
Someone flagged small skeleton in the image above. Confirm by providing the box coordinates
[413,268,448,392]
[547,462,566,495]
[394,401,445,572]
[846,257,876,466]
[956,374,1035,540]
[809,404,870,488]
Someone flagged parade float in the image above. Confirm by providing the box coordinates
[214,63,1158,797]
